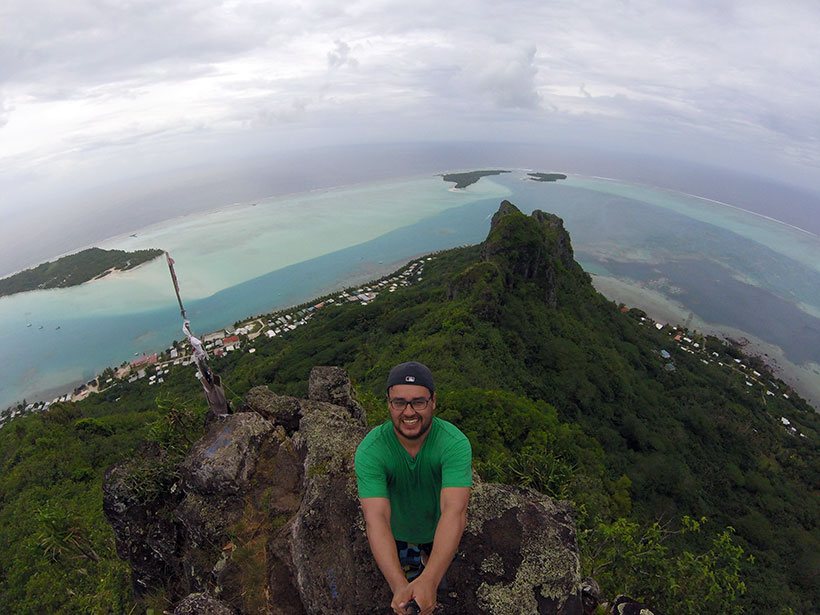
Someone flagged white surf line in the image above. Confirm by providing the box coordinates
[575,174,819,239]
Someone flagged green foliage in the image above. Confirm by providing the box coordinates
[582,516,750,615]
[527,172,568,182]
[0,246,164,297]
[0,385,203,612]
[125,398,204,505]
[1,207,818,612]
[440,169,510,188]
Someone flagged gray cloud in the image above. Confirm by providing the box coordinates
[327,40,358,69]
[0,98,10,128]
[1,0,819,198]
[472,44,541,109]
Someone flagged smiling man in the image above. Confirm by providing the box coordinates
[354,361,472,615]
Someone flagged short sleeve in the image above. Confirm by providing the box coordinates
[441,435,473,488]
[354,444,389,498]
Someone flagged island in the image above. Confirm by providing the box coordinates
[0,247,164,297]
[527,172,567,182]
[441,169,510,189]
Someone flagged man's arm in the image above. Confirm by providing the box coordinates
[360,497,407,593]
[411,487,470,609]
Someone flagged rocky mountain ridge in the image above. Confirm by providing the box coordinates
[103,367,591,614]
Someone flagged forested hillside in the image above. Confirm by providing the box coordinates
[0,247,163,297]
[1,202,817,613]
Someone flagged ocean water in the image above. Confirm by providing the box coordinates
[0,176,511,407]
[2,170,819,409]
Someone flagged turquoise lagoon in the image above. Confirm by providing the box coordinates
[1,171,819,409]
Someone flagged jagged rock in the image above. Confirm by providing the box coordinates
[243,386,302,434]
[481,200,583,309]
[105,367,586,614]
[531,210,576,269]
[289,398,379,613]
[181,413,276,495]
[447,482,582,614]
[580,577,602,614]
[102,442,185,594]
[610,595,656,614]
[307,365,367,426]
[489,199,521,230]
[174,591,237,615]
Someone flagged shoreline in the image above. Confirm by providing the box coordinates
[1,172,446,280]
[591,274,820,408]
[1,252,429,412]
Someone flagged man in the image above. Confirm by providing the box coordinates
[354,362,472,614]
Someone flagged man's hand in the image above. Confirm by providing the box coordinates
[390,581,413,614]
[392,577,437,614]
[408,576,438,614]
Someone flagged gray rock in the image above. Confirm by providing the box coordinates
[174,591,237,615]
[308,366,367,425]
[243,386,301,434]
[181,413,275,495]
[102,442,185,595]
[289,399,379,614]
[611,595,656,615]
[105,367,586,614]
[581,577,602,614]
[448,481,583,614]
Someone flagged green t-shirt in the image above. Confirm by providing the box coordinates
[354,417,473,543]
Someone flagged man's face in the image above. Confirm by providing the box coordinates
[388,383,435,441]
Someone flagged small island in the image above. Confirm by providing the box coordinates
[527,172,567,182]
[441,169,510,189]
[0,247,164,298]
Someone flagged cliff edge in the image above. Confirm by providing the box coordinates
[103,367,584,614]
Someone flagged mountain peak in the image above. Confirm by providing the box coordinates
[489,199,523,230]
[480,200,587,308]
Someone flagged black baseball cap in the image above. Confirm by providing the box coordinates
[386,361,435,394]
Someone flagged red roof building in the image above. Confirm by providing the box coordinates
[131,353,159,368]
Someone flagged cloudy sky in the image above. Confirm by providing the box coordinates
[2,0,820,259]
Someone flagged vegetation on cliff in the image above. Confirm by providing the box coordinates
[0,202,817,613]
[0,247,164,297]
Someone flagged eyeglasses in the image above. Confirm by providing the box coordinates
[389,397,431,411]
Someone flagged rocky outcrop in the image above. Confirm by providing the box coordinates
[242,386,301,434]
[480,200,586,309]
[306,365,367,426]
[448,482,581,614]
[104,366,586,614]
[174,591,237,615]
[608,595,657,615]
[103,441,185,594]
[181,412,276,496]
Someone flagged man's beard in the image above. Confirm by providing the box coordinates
[393,413,432,440]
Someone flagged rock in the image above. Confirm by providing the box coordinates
[611,595,656,614]
[580,577,602,614]
[102,442,185,595]
[307,366,367,425]
[481,201,585,309]
[181,413,276,495]
[243,386,301,434]
[104,367,586,614]
[289,398,379,613]
[174,591,237,615]
[447,481,583,614]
